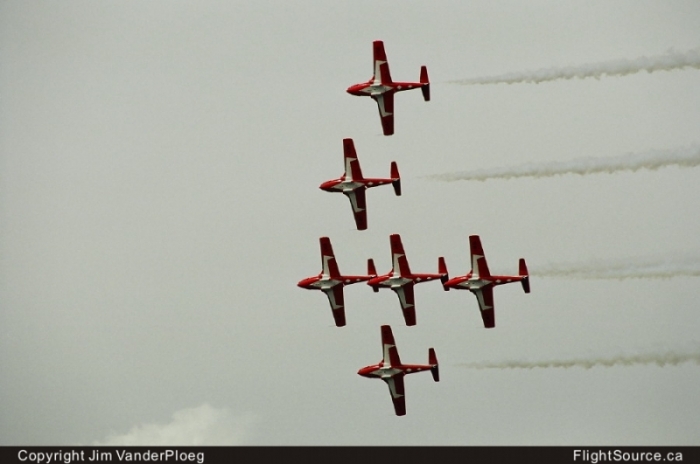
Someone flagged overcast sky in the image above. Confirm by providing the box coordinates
[1,1,699,445]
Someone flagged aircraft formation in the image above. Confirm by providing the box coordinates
[297,41,531,416]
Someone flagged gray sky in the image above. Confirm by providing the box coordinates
[1,0,699,445]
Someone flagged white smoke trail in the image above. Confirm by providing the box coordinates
[458,351,700,370]
[532,255,700,280]
[428,145,700,182]
[451,47,700,85]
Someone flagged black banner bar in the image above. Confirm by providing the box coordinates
[0,446,698,464]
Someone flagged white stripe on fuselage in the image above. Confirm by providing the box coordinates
[340,181,362,191]
[310,276,340,290]
[358,83,390,96]
[462,278,487,290]
[380,275,411,287]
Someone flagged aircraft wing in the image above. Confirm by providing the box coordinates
[384,375,406,416]
[372,40,393,84]
[473,286,495,328]
[390,234,412,277]
[345,188,367,231]
[380,325,402,367]
[320,237,341,279]
[374,93,395,136]
[342,138,364,181]
[393,282,416,326]
[469,235,491,278]
[324,286,347,327]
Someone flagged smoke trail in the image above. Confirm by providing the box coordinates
[458,351,700,370]
[428,145,700,182]
[451,47,700,85]
[532,255,700,280]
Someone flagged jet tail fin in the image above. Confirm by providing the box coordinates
[429,348,439,382]
[420,66,430,101]
[390,161,401,196]
[519,258,530,293]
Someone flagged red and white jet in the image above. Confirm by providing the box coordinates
[443,235,530,328]
[346,40,430,136]
[367,234,448,326]
[358,325,439,416]
[297,237,376,327]
[320,138,401,231]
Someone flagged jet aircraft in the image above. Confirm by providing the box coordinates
[367,234,448,326]
[297,237,376,327]
[358,325,439,416]
[320,138,401,231]
[443,235,530,328]
[346,40,430,136]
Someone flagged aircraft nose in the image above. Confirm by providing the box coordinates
[319,180,334,191]
[297,278,309,288]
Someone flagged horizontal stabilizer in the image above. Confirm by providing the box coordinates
[368,256,379,291]
[521,277,530,294]
[420,66,430,101]
[429,348,439,382]
[438,256,448,286]
[368,258,377,277]
[391,161,401,196]
[519,258,530,293]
